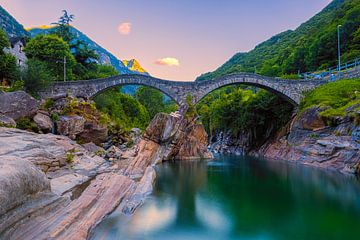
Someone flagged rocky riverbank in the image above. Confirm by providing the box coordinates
[256,107,360,175]
[0,92,212,239]
[209,106,360,175]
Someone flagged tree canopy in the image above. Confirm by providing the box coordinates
[24,34,76,80]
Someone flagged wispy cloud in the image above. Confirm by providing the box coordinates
[118,22,132,35]
[155,57,180,67]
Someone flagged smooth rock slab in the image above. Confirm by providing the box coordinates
[7,173,135,240]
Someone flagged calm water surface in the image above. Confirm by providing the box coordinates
[92,155,360,240]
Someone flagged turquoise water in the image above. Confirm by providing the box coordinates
[92,155,360,240]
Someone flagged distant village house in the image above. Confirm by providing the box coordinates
[3,37,27,68]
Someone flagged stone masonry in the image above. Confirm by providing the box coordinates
[40,73,335,106]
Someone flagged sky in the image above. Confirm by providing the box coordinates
[0,0,332,81]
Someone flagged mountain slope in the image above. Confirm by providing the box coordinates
[0,5,29,38]
[28,26,149,75]
[122,59,148,75]
[197,0,360,81]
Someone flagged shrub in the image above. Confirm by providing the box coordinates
[43,98,55,109]
[22,59,56,95]
[16,117,39,132]
[66,151,75,164]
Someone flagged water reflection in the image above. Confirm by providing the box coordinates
[92,155,360,240]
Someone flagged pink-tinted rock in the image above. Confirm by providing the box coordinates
[56,115,86,140]
[33,112,53,132]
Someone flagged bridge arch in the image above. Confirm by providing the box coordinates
[90,82,180,105]
[192,74,304,106]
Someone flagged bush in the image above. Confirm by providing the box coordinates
[16,117,39,132]
[94,88,150,130]
[66,150,75,164]
[0,53,20,85]
[43,98,55,109]
[22,59,56,95]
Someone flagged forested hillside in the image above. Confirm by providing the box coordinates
[197,0,360,80]
[0,6,29,38]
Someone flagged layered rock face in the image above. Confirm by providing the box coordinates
[0,110,212,239]
[257,107,360,174]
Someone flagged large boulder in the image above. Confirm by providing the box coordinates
[56,115,86,140]
[0,157,50,216]
[0,91,39,120]
[33,112,53,133]
[144,113,185,143]
[78,121,108,145]
[296,107,327,131]
[176,124,213,160]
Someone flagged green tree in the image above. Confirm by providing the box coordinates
[135,86,166,119]
[22,59,55,95]
[196,86,293,148]
[0,28,20,84]
[0,54,19,84]
[94,87,150,130]
[24,34,76,80]
[0,28,10,49]
[52,10,75,42]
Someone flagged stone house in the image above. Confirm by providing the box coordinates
[3,37,27,68]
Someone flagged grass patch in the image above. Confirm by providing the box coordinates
[66,149,76,164]
[300,79,360,118]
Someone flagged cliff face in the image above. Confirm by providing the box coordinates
[256,107,360,174]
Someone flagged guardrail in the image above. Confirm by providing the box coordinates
[300,58,360,80]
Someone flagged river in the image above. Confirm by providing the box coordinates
[92,155,360,240]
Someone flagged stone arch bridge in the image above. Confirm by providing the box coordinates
[40,73,329,106]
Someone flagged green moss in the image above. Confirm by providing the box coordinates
[43,98,55,109]
[309,133,318,139]
[300,79,360,119]
[126,139,134,148]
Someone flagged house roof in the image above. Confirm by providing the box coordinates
[9,37,26,48]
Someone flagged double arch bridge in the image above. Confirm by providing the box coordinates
[40,73,330,107]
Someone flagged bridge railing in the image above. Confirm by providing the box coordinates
[300,58,360,80]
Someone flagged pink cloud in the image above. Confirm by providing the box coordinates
[155,57,180,66]
[118,22,131,35]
